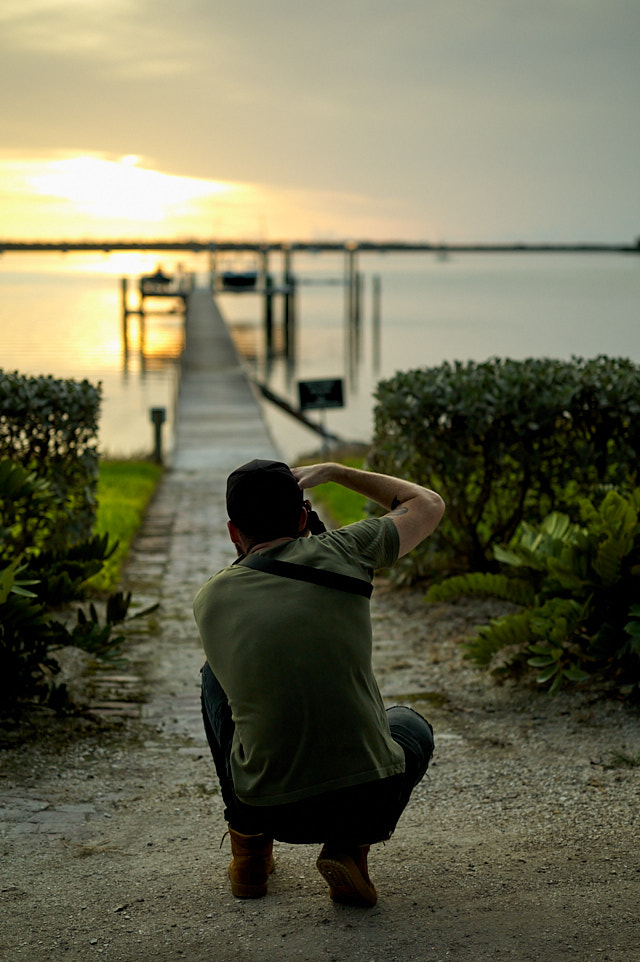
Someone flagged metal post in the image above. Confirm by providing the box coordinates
[150,407,167,464]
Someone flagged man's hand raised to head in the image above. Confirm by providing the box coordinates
[291,462,445,558]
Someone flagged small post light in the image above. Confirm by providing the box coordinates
[150,407,167,464]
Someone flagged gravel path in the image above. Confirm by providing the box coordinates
[2,474,640,962]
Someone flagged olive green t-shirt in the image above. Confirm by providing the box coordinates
[193,516,405,806]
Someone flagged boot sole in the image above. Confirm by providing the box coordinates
[229,877,269,898]
[316,853,377,907]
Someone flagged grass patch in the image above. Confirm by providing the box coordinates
[604,751,640,769]
[301,456,369,528]
[88,460,164,593]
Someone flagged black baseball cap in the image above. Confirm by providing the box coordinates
[226,459,303,539]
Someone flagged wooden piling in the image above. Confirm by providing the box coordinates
[372,274,381,374]
[121,277,130,359]
[353,271,363,362]
[139,308,146,372]
[283,247,296,360]
[264,272,274,356]
[284,276,296,359]
[344,248,360,387]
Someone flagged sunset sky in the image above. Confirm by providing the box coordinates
[1,0,638,243]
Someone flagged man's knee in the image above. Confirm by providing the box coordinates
[386,705,434,783]
[201,662,235,756]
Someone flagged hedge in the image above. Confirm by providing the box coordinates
[0,370,101,550]
[368,356,640,580]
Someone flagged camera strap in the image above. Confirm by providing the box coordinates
[238,554,373,599]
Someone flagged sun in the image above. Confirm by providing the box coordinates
[26,154,234,225]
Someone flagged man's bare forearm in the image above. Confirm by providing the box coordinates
[292,462,440,511]
[292,462,445,556]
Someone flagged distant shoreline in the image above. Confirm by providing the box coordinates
[1,239,639,255]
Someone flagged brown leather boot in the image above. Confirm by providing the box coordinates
[227,827,275,898]
[316,844,377,907]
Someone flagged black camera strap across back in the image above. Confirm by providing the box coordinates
[239,554,373,599]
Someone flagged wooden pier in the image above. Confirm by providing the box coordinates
[174,289,306,471]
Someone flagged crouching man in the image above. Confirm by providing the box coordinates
[193,459,445,907]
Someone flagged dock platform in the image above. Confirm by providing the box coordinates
[173,288,277,473]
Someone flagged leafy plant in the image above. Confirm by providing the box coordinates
[0,448,159,707]
[27,533,118,607]
[1,583,158,705]
[0,557,39,602]
[427,572,535,607]
[426,488,640,696]
[0,458,54,557]
[624,604,640,658]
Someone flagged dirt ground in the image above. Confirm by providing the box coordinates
[2,579,639,962]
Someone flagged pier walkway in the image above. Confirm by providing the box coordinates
[173,288,277,473]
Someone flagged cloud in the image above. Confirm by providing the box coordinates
[0,1,638,241]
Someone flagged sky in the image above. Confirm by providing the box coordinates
[1,0,638,244]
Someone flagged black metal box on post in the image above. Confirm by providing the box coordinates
[297,379,344,456]
[297,378,344,412]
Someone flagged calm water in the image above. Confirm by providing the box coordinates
[1,250,639,462]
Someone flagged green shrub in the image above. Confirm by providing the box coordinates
[0,452,162,707]
[0,455,124,704]
[369,356,640,581]
[0,370,101,549]
[426,488,640,696]
[0,456,117,604]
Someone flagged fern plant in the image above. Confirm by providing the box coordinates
[426,488,640,695]
[427,572,536,607]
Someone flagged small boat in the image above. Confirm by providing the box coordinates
[140,266,174,294]
[221,270,258,290]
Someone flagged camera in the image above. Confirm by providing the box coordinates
[303,499,326,535]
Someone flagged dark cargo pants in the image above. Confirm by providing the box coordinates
[200,661,434,845]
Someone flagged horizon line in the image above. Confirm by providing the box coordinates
[1,238,639,255]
